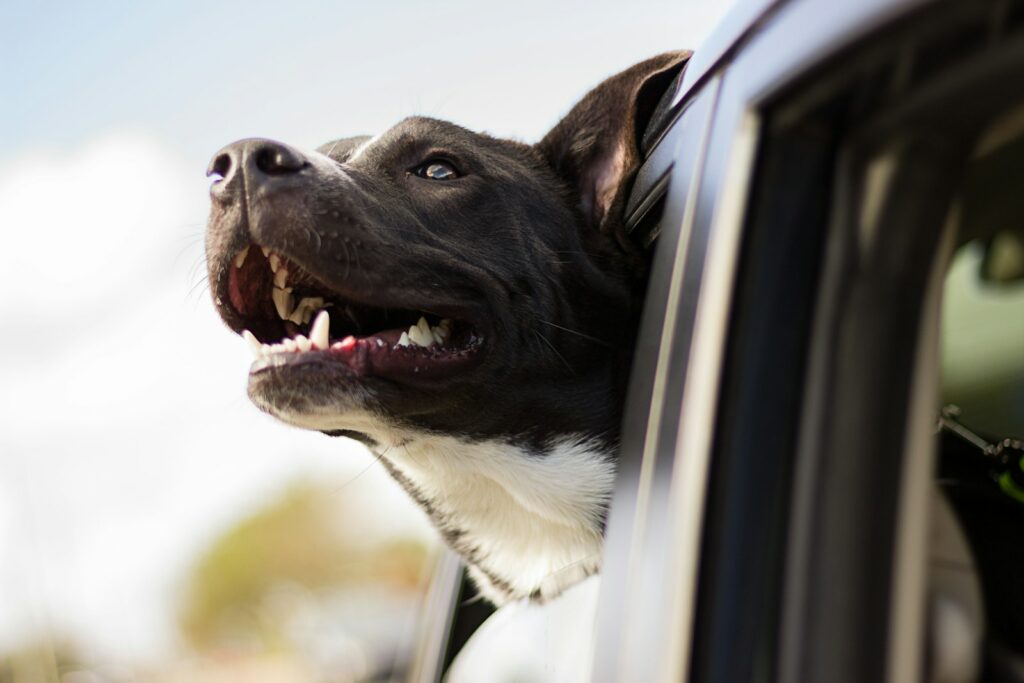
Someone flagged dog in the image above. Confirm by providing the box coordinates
[205,51,691,605]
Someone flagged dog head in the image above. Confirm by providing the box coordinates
[205,52,689,452]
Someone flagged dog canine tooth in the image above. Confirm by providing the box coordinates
[272,288,295,320]
[273,267,288,289]
[416,316,437,346]
[310,310,330,349]
[242,329,262,357]
[397,331,411,347]
[233,248,249,269]
[407,323,431,347]
[269,253,281,273]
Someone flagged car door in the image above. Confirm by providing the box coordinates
[599,0,1024,682]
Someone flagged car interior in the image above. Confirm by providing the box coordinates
[934,103,1024,681]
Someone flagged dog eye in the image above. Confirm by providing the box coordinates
[413,160,460,180]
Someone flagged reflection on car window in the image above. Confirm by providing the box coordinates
[942,237,1024,437]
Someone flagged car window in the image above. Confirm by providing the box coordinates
[942,241,1024,440]
[932,107,1024,678]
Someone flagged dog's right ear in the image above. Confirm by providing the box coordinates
[536,51,691,246]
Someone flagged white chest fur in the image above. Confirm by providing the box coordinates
[376,433,615,604]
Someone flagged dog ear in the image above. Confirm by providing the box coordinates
[537,51,692,242]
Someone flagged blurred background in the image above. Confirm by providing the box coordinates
[0,1,735,681]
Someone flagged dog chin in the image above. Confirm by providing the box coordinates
[247,364,386,434]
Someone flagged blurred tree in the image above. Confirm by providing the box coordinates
[0,637,80,683]
[178,480,428,652]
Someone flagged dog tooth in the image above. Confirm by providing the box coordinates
[283,338,298,352]
[273,267,288,289]
[261,246,271,257]
[397,331,411,347]
[287,297,324,326]
[431,325,448,342]
[407,324,429,347]
[272,288,295,320]
[294,296,324,312]
[417,317,437,346]
[233,249,249,269]
[242,330,261,357]
[310,310,330,349]
[269,253,281,273]
[295,335,312,352]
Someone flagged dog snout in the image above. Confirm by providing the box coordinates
[207,138,308,202]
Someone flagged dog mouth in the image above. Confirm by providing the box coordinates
[222,245,484,381]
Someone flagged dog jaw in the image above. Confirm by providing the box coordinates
[249,386,615,604]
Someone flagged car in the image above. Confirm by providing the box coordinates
[405,0,1024,680]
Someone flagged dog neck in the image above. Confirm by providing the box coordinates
[371,431,616,604]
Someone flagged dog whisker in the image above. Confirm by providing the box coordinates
[538,320,613,347]
[332,445,391,494]
[533,329,575,374]
[540,551,602,584]
[186,275,211,303]
[306,226,322,252]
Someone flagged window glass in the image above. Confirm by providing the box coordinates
[942,237,1024,437]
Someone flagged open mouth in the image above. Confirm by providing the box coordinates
[224,245,484,380]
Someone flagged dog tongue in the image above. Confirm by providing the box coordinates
[228,249,276,318]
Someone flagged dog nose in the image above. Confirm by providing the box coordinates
[207,139,307,200]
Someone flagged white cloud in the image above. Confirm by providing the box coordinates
[0,132,196,315]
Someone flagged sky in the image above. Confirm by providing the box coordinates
[0,0,736,667]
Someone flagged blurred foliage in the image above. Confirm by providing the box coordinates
[179,480,428,651]
[0,637,80,683]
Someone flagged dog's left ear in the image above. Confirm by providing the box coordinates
[537,51,692,242]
